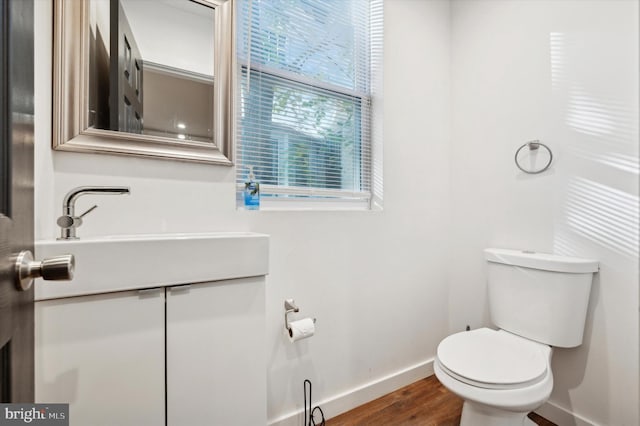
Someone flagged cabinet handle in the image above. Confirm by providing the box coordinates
[169,284,192,292]
[137,287,162,296]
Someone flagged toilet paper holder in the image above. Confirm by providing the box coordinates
[284,299,316,333]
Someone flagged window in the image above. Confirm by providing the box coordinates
[236,0,383,208]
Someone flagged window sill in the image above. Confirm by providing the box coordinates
[236,197,380,212]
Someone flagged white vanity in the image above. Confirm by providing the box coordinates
[34,232,268,426]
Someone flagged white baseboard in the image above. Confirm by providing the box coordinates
[536,400,597,426]
[268,358,435,426]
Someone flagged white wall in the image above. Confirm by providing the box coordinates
[450,1,639,425]
[35,0,639,424]
[35,0,451,423]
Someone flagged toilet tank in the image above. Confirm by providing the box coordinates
[485,248,598,348]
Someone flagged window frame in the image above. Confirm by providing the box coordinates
[235,0,381,211]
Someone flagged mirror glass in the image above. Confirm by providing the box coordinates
[52,0,232,165]
[88,0,215,143]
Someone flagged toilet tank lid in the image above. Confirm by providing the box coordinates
[484,248,599,273]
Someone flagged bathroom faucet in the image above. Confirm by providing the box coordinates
[57,186,131,240]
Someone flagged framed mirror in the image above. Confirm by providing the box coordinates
[53,0,234,165]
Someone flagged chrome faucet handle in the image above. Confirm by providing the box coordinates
[56,205,98,239]
[78,204,98,218]
[56,214,81,229]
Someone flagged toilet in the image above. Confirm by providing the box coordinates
[435,248,598,426]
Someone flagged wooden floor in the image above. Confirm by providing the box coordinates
[326,376,556,426]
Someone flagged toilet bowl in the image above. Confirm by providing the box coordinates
[434,248,598,426]
[435,328,553,426]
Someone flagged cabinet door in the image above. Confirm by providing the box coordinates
[35,289,165,426]
[167,277,266,426]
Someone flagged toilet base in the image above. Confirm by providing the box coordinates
[460,401,537,426]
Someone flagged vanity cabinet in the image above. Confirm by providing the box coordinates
[167,277,266,425]
[35,277,266,426]
[35,289,166,426]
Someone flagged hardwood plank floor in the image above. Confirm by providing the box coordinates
[326,375,556,426]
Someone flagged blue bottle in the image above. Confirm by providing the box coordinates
[243,166,260,210]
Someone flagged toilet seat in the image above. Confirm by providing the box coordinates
[437,328,551,390]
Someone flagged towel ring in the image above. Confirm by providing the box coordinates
[515,140,553,174]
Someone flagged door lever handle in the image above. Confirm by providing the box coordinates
[14,250,75,291]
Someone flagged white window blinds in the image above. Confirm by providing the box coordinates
[236,0,382,205]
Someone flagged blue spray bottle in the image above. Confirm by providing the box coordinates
[243,165,260,210]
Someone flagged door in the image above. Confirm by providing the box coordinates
[110,0,143,134]
[0,0,35,402]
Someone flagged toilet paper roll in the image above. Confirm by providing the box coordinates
[288,318,315,342]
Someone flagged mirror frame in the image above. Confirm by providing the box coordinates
[53,0,234,165]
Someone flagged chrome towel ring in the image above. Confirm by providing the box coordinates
[515,140,553,174]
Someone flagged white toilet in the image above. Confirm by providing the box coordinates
[435,248,598,426]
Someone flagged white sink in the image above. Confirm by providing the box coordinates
[35,232,269,300]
